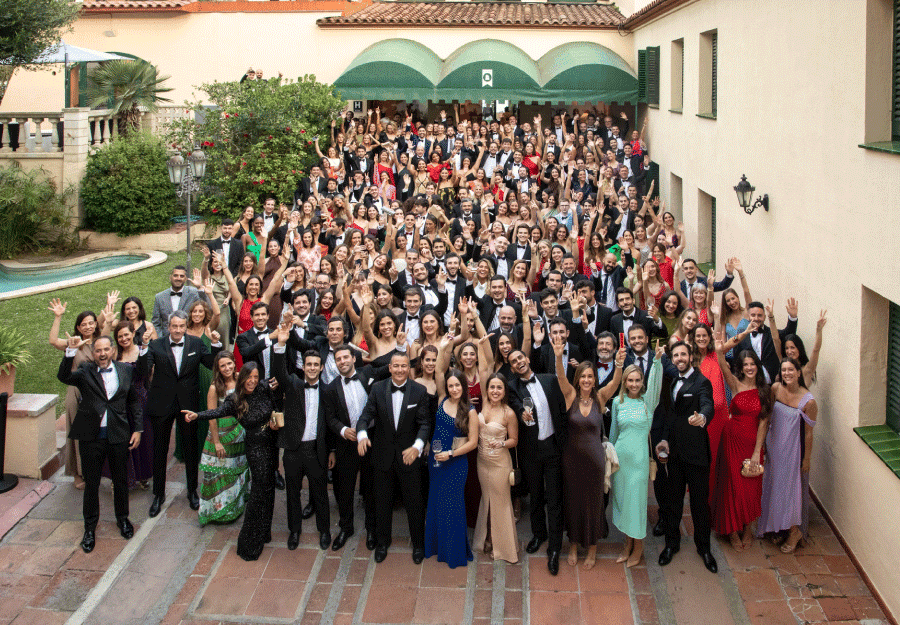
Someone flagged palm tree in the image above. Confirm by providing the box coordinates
[82,59,173,132]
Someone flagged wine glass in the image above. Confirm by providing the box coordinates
[432,440,443,467]
[523,397,535,426]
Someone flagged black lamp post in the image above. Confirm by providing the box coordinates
[734,174,769,215]
[166,146,207,275]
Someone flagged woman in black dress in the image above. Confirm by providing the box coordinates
[184,362,277,561]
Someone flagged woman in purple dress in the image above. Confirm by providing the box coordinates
[757,358,818,554]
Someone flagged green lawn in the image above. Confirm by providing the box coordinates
[1,250,204,414]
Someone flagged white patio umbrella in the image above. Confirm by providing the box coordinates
[32,41,130,65]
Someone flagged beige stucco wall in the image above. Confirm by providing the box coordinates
[2,12,633,111]
[632,0,900,616]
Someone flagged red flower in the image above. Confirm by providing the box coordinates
[260,179,265,184]
[224,114,229,118]
[268,135,273,139]
[243,133,249,138]
[291,170,296,174]
[285,127,291,132]
[299,129,305,134]
[307,141,312,145]
[249,113,254,117]
[242,161,247,167]
[211,208,219,213]
[260,153,265,158]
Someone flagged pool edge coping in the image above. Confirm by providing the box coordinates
[0,250,169,301]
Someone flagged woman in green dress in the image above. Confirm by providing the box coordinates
[241,215,266,263]
[609,343,664,568]
[199,351,249,524]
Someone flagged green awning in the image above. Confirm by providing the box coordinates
[538,42,638,103]
[437,40,543,102]
[333,39,442,101]
[333,39,637,104]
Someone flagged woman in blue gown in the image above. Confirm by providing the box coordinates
[424,368,480,568]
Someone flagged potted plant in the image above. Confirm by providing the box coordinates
[0,325,33,397]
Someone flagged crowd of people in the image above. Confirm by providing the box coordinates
[51,103,827,580]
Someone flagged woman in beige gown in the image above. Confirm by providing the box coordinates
[473,373,520,563]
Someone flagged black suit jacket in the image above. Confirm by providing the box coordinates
[478,295,522,330]
[652,369,715,466]
[58,356,141,444]
[349,156,375,182]
[610,309,668,345]
[295,176,328,204]
[583,301,614,336]
[236,327,274,380]
[357,379,432,472]
[139,335,220,417]
[323,365,386,445]
[272,351,330,465]
[735,318,798,382]
[207,236,244,276]
[531,341,586,383]
[507,373,568,454]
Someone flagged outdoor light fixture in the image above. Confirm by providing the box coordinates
[166,147,206,274]
[734,174,768,215]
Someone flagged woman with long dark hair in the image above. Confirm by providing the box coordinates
[710,341,771,552]
[781,310,827,384]
[423,368,480,568]
[184,361,276,561]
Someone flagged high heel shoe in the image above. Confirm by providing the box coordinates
[780,528,803,554]
[729,532,744,552]
[483,540,492,555]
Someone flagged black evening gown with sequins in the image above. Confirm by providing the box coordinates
[197,385,277,561]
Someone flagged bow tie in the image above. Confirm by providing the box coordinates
[524,376,538,385]
[343,375,359,385]
[392,384,407,393]
[751,331,760,337]
[306,382,318,390]
[264,214,275,220]
[221,239,231,244]
[170,291,183,297]
[98,367,113,374]
[598,362,610,371]
[256,330,268,337]
[623,315,634,321]
[677,376,688,382]
[518,245,527,249]
[407,315,418,321]
[170,342,183,348]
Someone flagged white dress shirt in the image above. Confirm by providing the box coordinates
[672,367,694,401]
[169,288,184,315]
[262,212,277,236]
[254,330,272,379]
[404,312,422,344]
[302,383,319,441]
[523,375,554,441]
[322,349,339,385]
[337,372,367,439]
[67,348,118,427]
[221,238,233,263]
[170,338,185,374]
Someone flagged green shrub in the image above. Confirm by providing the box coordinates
[81,132,178,236]
[0,163,78,259]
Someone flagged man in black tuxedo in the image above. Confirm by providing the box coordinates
[624,324,656,382]
[506,349,568,576]
[206,219,244,275]
[576,279,613,336]
[677,258,735,300]
[324,344,388,551]
[735,300,799,383]
[479,276,521,332]
[357,352,432,564]
[653,341,718,574]
[273,331,333,551]
[348,147,374,183]
[289,316,355,385]
[531,312,587,384]
[138,311,221,517]
[295,165,328,204]
[592,252,634,311]
[235,302,277,387]
[435,255,467,328]
[610,288,668,347]
[58,336,142,553]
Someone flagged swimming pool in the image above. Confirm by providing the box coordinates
[0,251,168,299]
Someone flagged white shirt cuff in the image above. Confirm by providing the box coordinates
[139,346,148,356]
[396,343,407,353]
[357,430,368,441]
[340,426,348,438]
[788,315,798,322]
[211,342,223,348]
[413,439,425,453]
[65,347,78,357]
[273,344,286,354]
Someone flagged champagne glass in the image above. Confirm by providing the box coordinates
[432,440,443,467]
[523,397,535,426]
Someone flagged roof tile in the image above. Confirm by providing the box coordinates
[83,0,192,8]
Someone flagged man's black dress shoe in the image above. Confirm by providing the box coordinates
[117,517,134,539]
[332,530,353,551]
[287,532,300,550]
[412,548,425,564]
[302,502,314,520]
[653,520,665,537]
[374,546,388,563]
[547,551,560,576]
[525,536,546,554]
[366,531,377,551]
[658,545,680,566]
[148,496,164,518]
[275,471,285,490]
[80,530,95,553]
[187,490,200,510]
[700,551,718,573]
[319,532,331,550]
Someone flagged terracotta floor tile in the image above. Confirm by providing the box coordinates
[636,593,659,624]
[528,555,578,591]
[0,546,35,574]
[472,588,492,618]
[822,554,857,576]
[244,579,304,618]
[317,554,341,582]
[787,597,825,622]
[817,596,856,621]
[263,547,317,581]
[794,555,829,576]
[173,574,206,606]
[719,540,769,571]
[306,583,331,613]
[475,562,494,587]
[211,544,270,579]
[62,539,125,573]
[299,611,322,625]
[28,569,103,611]
[332,614,354,625]
[835,575,872,597]
[505,562,523,589]
[9,607,70,625]
[779,573,812,599]
[16,547,75,577]
[848,594,886,620]
[7,574,52,601]
[732,569,784,602]
[346,557,370,585]
[191,550,219,576]
[6,520,61,545]
[42,522,83,548]
[529,591,581,623]
[743,599,799,625]
[766,552,801,575]
[159,601,187,625]
[363,584,417,623]
[0,596,28,622]
[504,590,522,619]
[578,558,628,594]
[194,576,258,615]
[337,583,362,614]
[503,619,523,625]
[370,555,422,587]
[804,573,842,598]
[630,565,652,594]
[412,587,466,624]
[419,557,468,588]
[581,592,634,625]
[473,618,491,625]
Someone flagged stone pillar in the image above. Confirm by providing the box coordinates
[62,107,90,227]
[4,394,59,479]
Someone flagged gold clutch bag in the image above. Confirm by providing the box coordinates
[270,411,285,429]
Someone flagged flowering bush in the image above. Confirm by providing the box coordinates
[165,75,345,220]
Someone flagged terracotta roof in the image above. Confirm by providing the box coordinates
[318,1,626,28]
[82,0,193,10]
[622,0,686,29]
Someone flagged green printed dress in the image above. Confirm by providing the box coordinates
[198,390,250,525]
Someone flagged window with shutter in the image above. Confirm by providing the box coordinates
[638,49,647,103]
[710,196,716,269]
[893,0,900,140]
[711,32,718,117]
[888,301,900,433]
[647,46,660,107]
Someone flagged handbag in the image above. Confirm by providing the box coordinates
[649,457,658,481]
[741,459,764,478]
[509,446,521,487]
[270,411,284,430]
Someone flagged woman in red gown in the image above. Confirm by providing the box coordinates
[710,333,770,551]
[690,324,727,506]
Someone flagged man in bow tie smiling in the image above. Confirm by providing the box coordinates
[151,266,207,338]
[356,352,432,564]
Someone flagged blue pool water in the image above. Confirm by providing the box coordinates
[0,254,149,293]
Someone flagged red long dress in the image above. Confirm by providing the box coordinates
[711,389,764,535]
[464,374,483,529]
[234,298,259,369]
[699,351,727,505]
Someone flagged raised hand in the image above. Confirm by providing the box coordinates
[732,258,743,273]
[191,268,203,288]
[648,304,659,320]
[457,296,469,315]
[201,246,210,259]
[785,297,799,318]
[532,321,545,344]
[615,346,627,367]
[765,298,775,318]
[395,323,407,347]
[707,269,715,284]
[688,411,706,427]
[203,278,214,295]
[64,332,87,350]
[713,330,725,352]
[817,309,828,331]
[48,298,67,316]
[142,327,153,345]
[210,330,221,344]
[709,302,721,317]
[106,290,121,307]
[551,334,566,358]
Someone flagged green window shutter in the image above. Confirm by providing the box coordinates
[893,0,900,140]
[647,46,660,106]
[710,196,717,269]
[888,301,900,433]
[638,49,647,103]
[648,161,660,198]
[711,33,718,116]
